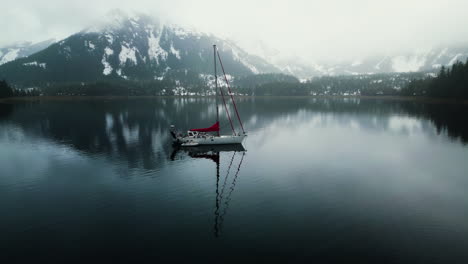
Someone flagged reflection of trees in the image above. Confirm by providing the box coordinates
[0,103,13,120]
[239,98,468,144]
[5,100,187,171]
[400,102,468,143]
[3,98,467,172]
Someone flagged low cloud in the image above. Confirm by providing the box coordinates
[2,0,468,62]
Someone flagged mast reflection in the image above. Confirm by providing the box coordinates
[170,144,246,237]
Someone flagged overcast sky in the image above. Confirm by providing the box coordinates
[2,0,468,62]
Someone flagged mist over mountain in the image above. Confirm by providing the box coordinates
[1,9,468,85]
[247,44,468,78]
[0,39,55,65]
[0,10,279,88]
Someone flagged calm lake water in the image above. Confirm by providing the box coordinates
[1,98,468,262]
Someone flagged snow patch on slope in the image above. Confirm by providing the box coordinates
[170,43,181,59]
[116,69,128,79]
[23,61,46,69]
[448,54,463,65]
[119,45,138,66]
[171,25,203,40]
[0,49,20,64]
[147,25,168,64]
[85,40,95,51]
[199,73,234,90]
[102,47,114,75]
[391,55,426,72]
[226,43,259,74]
[105,34,114,45]
[375,57,388,70]
[431,48,448,65]
[104,47,114,56]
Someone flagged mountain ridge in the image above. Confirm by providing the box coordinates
[0,11,280,88]
[0,39,55,65]
[255,45,468,78]
[2,10,468,82]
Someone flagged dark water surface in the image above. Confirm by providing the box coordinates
[1,98,468,262]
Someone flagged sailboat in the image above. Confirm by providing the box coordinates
[170,45,247,147]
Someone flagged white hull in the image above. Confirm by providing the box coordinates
[177,134,246,146]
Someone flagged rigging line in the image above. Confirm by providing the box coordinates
[219,151,246,227]
[217,50,245,134]
[219,151,237,202]
[218,79,236,134]
[214,45,219,136]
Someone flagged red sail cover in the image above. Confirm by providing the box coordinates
[190,122,219,132]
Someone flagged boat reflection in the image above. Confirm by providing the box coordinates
[170,144,246,237]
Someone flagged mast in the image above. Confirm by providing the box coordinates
[214,45,220,137]
[217,50,245,134]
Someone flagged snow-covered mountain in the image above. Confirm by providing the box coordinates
[256,46,468,78]
[0,39,55,65]
[2,9,468,83]
[329,46,468,76]
[0,10,279,86]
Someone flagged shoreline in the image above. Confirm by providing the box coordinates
[1,95,467,104]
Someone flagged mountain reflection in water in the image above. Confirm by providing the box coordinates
[1,98,467,172]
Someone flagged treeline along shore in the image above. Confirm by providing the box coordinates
[1,60,468,101]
